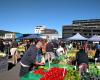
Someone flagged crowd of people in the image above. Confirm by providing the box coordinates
[0,38,100,77]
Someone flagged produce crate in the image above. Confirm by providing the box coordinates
[0,55,8,73]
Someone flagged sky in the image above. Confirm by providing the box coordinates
[0,0,100,34]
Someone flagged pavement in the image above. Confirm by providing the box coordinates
[0,62,21,80]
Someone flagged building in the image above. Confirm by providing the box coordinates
[40,29,59,40]
[62,19,100,38]
[5,33,16,39]
[34,26,46,34]
[41,29,58,34]
[0,30,22,39]
[34,26,59,40]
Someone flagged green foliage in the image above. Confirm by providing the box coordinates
[64,70,80,80]
[52,58,60,64]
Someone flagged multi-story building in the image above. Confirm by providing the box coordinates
[41,29,58,34]
[34,26,46,34]
[62,19,100,38]
[5,33,16,39]
[34,25,59,40]
[41,29,59,40]
[0,30,23,39]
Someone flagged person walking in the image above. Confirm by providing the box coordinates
[10,40,18,64]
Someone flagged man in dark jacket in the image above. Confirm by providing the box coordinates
[19,41,43,77]
[76,46,88,75]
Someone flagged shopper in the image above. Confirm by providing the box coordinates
[76,46,89,75]
[19,41,44,77]
[10,40,18,64]
[56,45,64,57]
[0,39,5,52]
[45,41,55,62]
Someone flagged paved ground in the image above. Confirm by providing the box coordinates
[0,63,21,80]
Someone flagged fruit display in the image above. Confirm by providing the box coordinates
[67,49,79,54]
[59,61,66,65]
[64,70,81,80]
[67,53,76,58]
[95,63,100,69]
[21,48,100,80]
[40,67,67,80]
[89,63,100,76]
[52,58,60,64]
[66,49,78,61]
[87,50,96,59]
[18,45,25,52]
[59,55,65,61]
[33,68,46,75]
[38,66,49,70]
[0,52,6,57]
[21,62,100,80]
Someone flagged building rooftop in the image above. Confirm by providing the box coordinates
[41,29,58,34]
[0,30,19,36]
[73,19,100,24]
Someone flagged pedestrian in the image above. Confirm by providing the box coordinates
[10,40,18,64]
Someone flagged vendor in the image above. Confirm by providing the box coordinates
[19,41,44,77]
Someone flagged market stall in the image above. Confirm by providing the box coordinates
[88,35,100,42]
[66,33,88,41]
[21,62,100,80]
[21,63,80,80]
[20,49,100,80]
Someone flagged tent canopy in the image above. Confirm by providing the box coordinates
[23,34,41,39]
[67,33,88,40]
[88,35,100,42]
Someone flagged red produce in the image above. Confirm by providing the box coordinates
[34,68,46,75]
[40,67,67,80]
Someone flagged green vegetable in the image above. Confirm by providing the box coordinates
[52,58,60,64]
[64,70,80,80]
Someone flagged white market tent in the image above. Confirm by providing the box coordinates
[88,35,100,42]
[67,33,88,40]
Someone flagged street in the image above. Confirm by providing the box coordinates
[0,62,20,80]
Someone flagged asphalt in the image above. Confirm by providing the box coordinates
[0,62,21,80]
